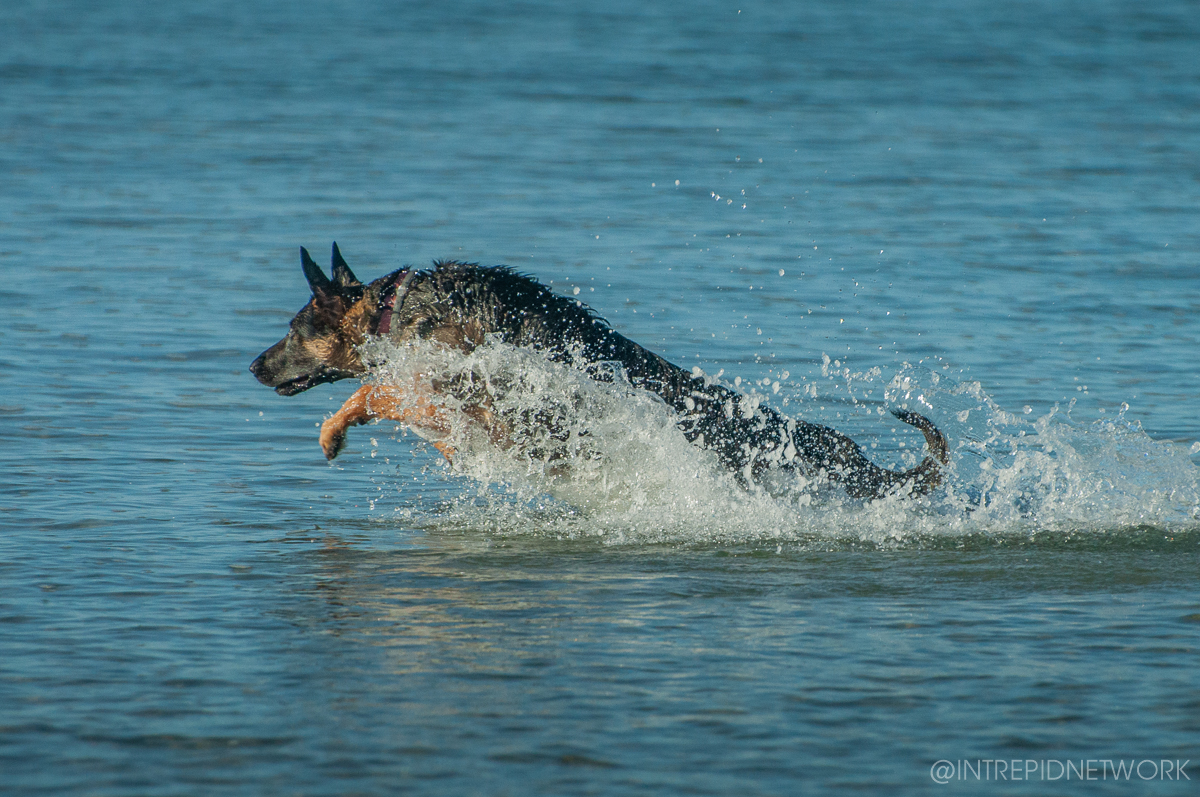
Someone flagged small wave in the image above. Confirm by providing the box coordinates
[351,340,1200,545]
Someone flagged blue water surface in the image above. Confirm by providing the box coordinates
[2,0,1198,794]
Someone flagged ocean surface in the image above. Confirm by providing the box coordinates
[2,0,1198,793]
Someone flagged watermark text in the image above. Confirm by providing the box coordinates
[930,759,1189,784]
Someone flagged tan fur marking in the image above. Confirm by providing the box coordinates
[303,337,341,360]
[339,298,374,346]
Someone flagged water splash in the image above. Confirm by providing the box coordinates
[887,364,1200,533]
[355,340,1200,544]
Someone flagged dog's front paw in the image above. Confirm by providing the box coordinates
[319,421,347,461]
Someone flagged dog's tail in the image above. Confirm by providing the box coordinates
[887,408,949,495]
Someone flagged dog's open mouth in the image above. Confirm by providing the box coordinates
[272,368,352,396]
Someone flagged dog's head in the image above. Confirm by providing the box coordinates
[249,244,371,396]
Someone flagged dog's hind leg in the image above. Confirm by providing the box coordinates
[320,384,456,461]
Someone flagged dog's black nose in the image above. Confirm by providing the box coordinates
[249,353,265,379]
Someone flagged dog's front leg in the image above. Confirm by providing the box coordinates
[320,384,455,461]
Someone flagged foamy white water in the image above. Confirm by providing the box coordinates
[357,339,1200,544]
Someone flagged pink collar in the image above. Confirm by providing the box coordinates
[376,270,415,335]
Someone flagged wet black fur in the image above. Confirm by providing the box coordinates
[252,247,948,499]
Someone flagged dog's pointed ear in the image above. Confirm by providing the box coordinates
[301,246,335,297]
[330,242,361,290]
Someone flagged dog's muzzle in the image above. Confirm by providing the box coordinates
[249,349,353,395]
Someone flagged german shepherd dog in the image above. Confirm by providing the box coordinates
[250,244,948,499]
